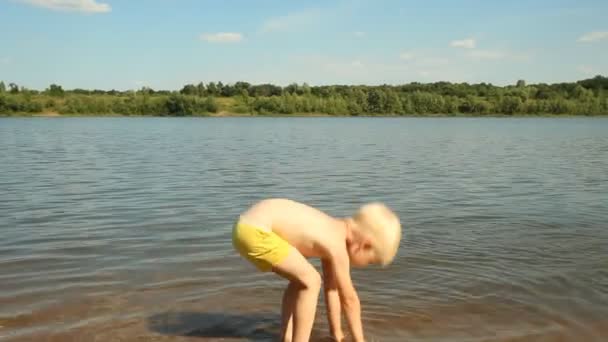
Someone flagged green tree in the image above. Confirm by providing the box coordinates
[399,95,413,114]
[346,98,363,115]
[547,98,575,114]
[204,97,218,113]
[572,85,594,101]
[301,83,311,96]
[165,94,194,116]
[137,86,154,95]
[281,93,297,114]
[250,84,282,97]
[498,96,523,115]
[220,83,237,97]
[458,96,492,114]
[367,89,386,113]
[2,75,608,116]
[207,82,219,96]
[234,81,251,92]
[351,88,368,113]
[180,84,198,95]
[601,94,608,114]
[410,91,445,114]
[385,90,403,114]
[47,84,65,97]
[9,83,19,94]
[45,98,56,110]
[0,95,7,113]
[284,83,300,95]
[196,82,206,96]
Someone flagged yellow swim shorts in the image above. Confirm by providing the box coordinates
[232,221,291,272]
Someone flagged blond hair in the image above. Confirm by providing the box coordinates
[351,202,402,267]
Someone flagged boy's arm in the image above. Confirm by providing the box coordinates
[329,249,365,342]
[322,259,344,341]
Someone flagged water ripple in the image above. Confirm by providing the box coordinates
[1,117,607,341]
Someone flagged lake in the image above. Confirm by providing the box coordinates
[1,117,607,341]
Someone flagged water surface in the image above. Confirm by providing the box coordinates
[1,117,607,341]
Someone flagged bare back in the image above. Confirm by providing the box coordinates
[239,198,344,258]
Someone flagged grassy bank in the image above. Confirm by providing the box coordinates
[2,76,608,116]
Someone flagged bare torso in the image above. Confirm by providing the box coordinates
[239,198,345,258]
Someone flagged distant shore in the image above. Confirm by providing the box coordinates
[2,76,607,117]
[4,112,607,118]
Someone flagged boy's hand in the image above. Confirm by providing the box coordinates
[329,248,365,342]
[322,259,345,342]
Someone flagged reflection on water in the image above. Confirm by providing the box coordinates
[1,117,607,341]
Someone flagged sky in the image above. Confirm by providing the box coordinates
[0,0,607,90]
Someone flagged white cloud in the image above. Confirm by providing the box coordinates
[242,53,476,86]
[200,32,243,43]
[295,55,405,81]
[578,31,608,43]
[354,31,366,38]
[260,9,322,33]
[468,50,506,60]
[419,57,449,66]
[0,57,10,64]
[294,53,466,84]
[466,49,531,62]
[417,70,432,78]
[350,60,364,68]
[577,65,594,75]
[398,51,448,66]
[19,0,110,13]
[450,38,476,49]
[399,52,415,61]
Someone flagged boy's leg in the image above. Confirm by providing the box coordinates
[280,281,297,340]
[272,247,321,342]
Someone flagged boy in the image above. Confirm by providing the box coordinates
[232,198,402,342]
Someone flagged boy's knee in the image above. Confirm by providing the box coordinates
[300,270,322,290]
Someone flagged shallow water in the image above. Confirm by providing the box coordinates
[1,117,607,341]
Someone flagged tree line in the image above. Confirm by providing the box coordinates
[1,76,607,116]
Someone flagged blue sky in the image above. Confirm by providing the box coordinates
[1,0,607,90]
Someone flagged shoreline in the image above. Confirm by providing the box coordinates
[3,112,608,118]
